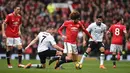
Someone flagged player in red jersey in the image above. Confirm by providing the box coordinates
[2,7,24,68]
[54,11,93,69]
[106,16,128,68]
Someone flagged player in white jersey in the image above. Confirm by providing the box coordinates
[24,26,63,69]
[79,15,107,69]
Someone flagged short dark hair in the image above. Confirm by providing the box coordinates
[69,11,80,20]
[14,6,21,9]
[96,15,102,19]
[115,16,123,22]
[46,25,55,29]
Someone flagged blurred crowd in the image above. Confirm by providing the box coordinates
[0,0,130,55]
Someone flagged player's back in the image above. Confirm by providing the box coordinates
[109,23,126,45]
[37,32,55,52]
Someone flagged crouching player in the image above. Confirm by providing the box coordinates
[24,26,63,69]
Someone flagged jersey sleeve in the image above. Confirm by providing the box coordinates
[104,24,107,31]
[37,32,41,38]
[4,15,9,24]
[58,21,67,36]
[86,23,92,32]
[49,36,56,46]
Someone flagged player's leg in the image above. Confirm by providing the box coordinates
[110,44,117,68]
[15,37,24,67]
[99,46,106,69]
[6,38,14,68]
[49,56,60,65]
[79,47,91,64]
[72,44,78,62]
[55,42,74,69]
[79,42,93,64]
[24,51,46,69]
[55,53,73,69]
[113,45,123,68]
[112,52,116,68]
[49,51,63,65]
[116,45,122,61]
[6,46,13,68]
[72,54,78,63]
[24,63,44,69]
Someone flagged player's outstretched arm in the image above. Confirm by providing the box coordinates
[2,21,6,38]
[124,30,128,42]
[25,36,38,50]
[58,22,67,38]
[82,32,87,47]
[52,44,63,51]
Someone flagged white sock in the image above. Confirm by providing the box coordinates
[31,64,37,68]
[79,53,87,64]
[31,64,42,68]
[100,54,105,65]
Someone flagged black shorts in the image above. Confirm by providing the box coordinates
[88,41,104,51]
[38,50,56,64]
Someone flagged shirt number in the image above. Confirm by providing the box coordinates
[115,28,120,36]
[41,35,46,43]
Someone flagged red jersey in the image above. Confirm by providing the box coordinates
[58,20,92,44]
[108,23,126,45]
[4,12,22,37]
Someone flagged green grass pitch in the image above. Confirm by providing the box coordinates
[0,59,130,73]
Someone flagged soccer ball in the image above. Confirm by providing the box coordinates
[75,62,82,69]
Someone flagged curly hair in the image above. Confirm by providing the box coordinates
[69,10,80,20]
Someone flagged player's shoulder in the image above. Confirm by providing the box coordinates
[120,24,126,27]
[64,20,73,23]
[39,32,51,36]
[63,20,73,25]
[101,22,106,26]
[17,14,21,17]
[8,13,13,16]
[89,22,96,26]
[101,23,107,27]
[38,32,43,36]
[114,24,125,28]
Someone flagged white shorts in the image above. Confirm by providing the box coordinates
[6,37,22,46]
[63,42,78,54]
[110,44,123,53]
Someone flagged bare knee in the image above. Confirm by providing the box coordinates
[17,45,23,50]
[66,54,73,60]
[86,48,91,54]
[99,47,105,52]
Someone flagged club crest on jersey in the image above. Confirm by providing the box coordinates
[71,27,78,31]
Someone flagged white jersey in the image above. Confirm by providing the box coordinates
[87,22,107,42]
[37,32,56,53]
